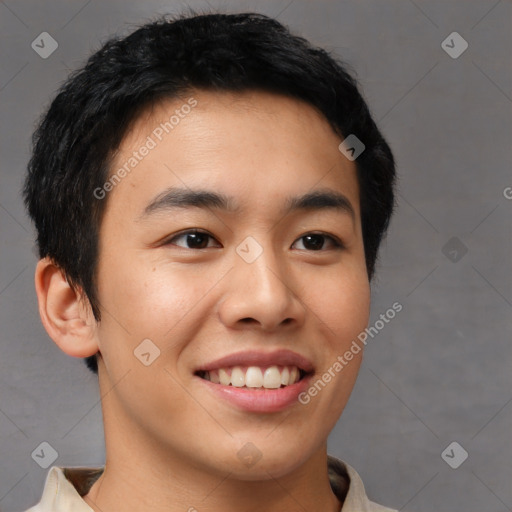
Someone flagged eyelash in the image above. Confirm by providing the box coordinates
[164,229,344,251]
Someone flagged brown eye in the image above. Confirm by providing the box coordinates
[292,233,343,251]
[166,230,219,249]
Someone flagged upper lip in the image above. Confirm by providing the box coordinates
[195,349,314,373]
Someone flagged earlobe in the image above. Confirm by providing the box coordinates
[34,257,99,358]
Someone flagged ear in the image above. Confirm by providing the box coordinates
[34,257,99,358]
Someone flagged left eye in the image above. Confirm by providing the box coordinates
[291,233,342,251]
[165,230,342,251]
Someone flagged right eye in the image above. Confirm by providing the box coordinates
[164,230,221,250]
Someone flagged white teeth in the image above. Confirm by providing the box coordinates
[219,368,230,386]
[245,367,263,388]
[280,367,290,386]
[263,366,282,388]
[289,366,298,384]
[202,365,302,389]
[231,367,245,387]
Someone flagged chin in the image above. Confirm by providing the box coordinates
[215,441,313,481]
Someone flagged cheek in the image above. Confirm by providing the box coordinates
[303,264,369,420]
[95,256,228,376]
[308,263,370,348]
[97,250,196,333]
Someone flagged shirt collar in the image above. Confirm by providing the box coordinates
[26,455,395,511]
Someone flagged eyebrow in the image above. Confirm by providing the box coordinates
[139,186,355,221]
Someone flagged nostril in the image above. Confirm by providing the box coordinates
[239,318,259,326]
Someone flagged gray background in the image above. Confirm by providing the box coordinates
[1,1,511,511]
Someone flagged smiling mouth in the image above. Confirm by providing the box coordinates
[195,365,309,390]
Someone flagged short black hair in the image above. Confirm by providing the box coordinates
[24,11,396,375]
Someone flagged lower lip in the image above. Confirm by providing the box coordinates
[196,374,313,413]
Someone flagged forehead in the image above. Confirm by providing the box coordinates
[105,89,360,220]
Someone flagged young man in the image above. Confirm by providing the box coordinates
[23,11,397,512]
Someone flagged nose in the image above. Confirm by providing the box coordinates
[217,237,306,332]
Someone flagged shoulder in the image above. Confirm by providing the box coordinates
[23,465,104,512]
[328,455,398,512]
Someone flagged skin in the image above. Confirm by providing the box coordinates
[35,89,370,512]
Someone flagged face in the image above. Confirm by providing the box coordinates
[93,89,370,480]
